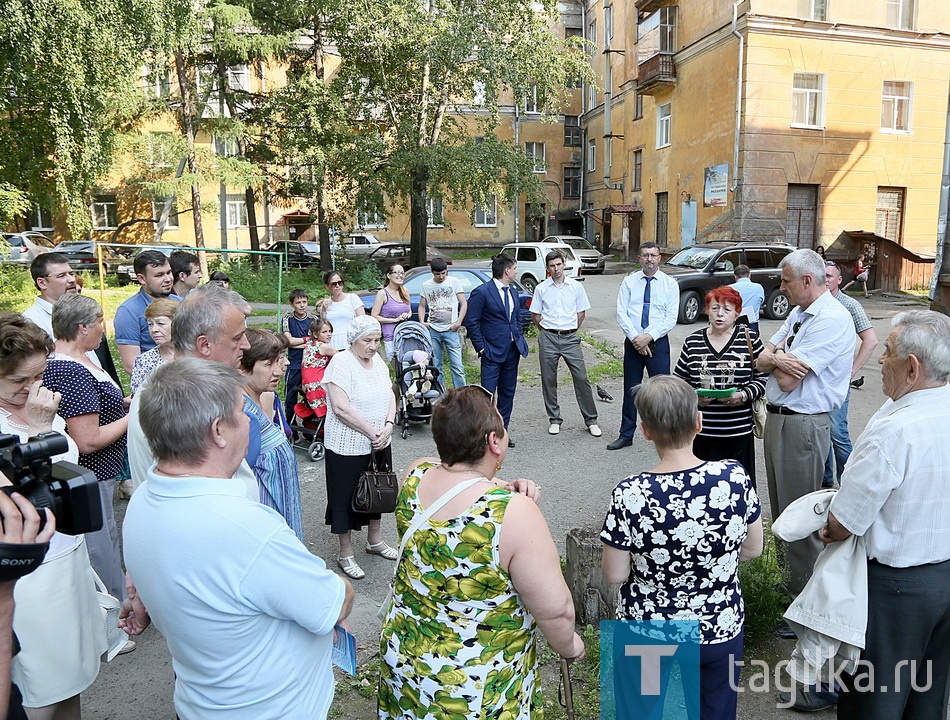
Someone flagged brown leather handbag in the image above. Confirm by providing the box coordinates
[352,451,399,514]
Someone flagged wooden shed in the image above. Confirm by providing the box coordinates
[831,231,935,293]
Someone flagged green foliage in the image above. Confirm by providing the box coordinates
[738,523,788,650]
[210,257,382,303]
[0,181,29,227]
[0,265,37,313]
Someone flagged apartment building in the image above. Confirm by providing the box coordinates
[582,0,950,257]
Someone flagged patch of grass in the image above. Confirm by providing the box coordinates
[0,265,40,313]
[542,624,602,719]
[738,522,788,650]
[578,332,618,356]
[450,249,497,260]
[212,256,383,304]
[587,359,623,384]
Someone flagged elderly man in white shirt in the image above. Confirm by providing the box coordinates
[822,310,950,720]
[756,249,854,602]
[531,249,600,438]
[609,242,679,450]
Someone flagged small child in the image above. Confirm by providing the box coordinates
[300,319,336,417]
[282,288,317,420]
[401,349,440,399]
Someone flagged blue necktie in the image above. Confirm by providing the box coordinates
[503,286,511,318]
[641,277,654,329]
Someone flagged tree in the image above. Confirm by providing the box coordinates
[335,0,593,265]
[0,0,172,235]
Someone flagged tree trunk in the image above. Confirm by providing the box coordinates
[245,187,261,270]
[409,164,429,268]
[174,50,209,279]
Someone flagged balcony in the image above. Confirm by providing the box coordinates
[636,53,676,94]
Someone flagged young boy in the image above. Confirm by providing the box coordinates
[282,288,317,421]
[418,258,467,388]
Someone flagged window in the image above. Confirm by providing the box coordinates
[473,80,486,106]
[197,63,250,117]
[91,195,118,230]
[427,197,444,227]
[564,115,581,146]
[656,102,671,148]
[523,85,540,114]
[876,187,905,244]
[633,150,642,191]
[565,27,582,41]
[225,194,248,228]
[792,73,824,128]
[637,7,677,64]
[881,81,912,132]
[358,207,386,229]
[148,132,174,168]
[214,136,239,157]
[744,250,770,269]
[633,88,643,120]
[587,19,597,52]
[798,0,827,20]
[31,205,53,232]
[474,196,497,227]
[525,142,546,173]
[886,0,915,30]
[785,184,819,247]
[588,139,596,172]
[564,166,581,197]
[655,192,669,245]
[587,83,597,111]
[144,63,170,98]
[152,198,179,230]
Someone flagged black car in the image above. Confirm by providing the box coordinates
[262,240,321,269]
[113,242,191,284]
[661,242,794,324]
[54,241,100,272]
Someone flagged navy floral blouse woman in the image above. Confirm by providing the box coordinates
[601,376,763,720]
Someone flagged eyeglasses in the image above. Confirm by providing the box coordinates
[328,280,343,287]
[787,320,803,348]
[389,271,405,277]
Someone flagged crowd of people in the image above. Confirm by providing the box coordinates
[0,243,946,720]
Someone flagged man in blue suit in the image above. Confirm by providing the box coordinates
[464,253,529,446]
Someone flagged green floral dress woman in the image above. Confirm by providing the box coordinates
[378,462,543,719]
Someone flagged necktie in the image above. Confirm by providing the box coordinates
[641,277,654,329]
[503,286,511,318]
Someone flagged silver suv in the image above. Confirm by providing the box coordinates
[1,232,53,266]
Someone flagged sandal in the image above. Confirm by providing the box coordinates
[338,556,365,579]
[366,541,398,561]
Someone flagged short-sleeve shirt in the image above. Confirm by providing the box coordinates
[114,289,181,351]
[601,460,761,643]
[282,311,317,369]
[420,276,464,332]
[832,291,872,334]
[43,355,127,481]
[130,347,166,395]
[323,295,363,351]
[532,276,591,331]
[323,350,392,456]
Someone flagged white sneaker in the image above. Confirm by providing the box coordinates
[548,424,560,435]
[588,424,603,437]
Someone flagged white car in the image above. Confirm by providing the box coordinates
[500,242,583,293]
[541,235,606,274]
[332,232,382,256]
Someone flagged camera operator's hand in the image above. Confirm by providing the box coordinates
[118,572,151,635]
[25,380,62,436]
[0,485,55,548]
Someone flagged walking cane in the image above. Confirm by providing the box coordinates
[559,657,576,720]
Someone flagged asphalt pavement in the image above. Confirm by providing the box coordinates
[82,270,925,719]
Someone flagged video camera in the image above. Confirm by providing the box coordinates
[0,432,103,536]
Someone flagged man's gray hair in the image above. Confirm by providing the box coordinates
[139,357,245,464]
[172,283,251,355]
[779,249,825,284]
[633,375,698,449]
[51,294,102,342]
[891,310,950,382]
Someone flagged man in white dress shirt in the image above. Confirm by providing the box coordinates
[756,249,854,601]
[531,250,600,438]
[609,242,679,450]
[823,310,950,719]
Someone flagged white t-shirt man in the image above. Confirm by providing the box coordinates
[420,275,464,332]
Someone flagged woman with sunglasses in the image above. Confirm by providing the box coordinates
[371,264,411,362]
[378,384,584,719]
[320,270,365,351]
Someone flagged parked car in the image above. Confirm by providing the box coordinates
[500,242,583,293]
[660,241,794,324]
[332,232,383,256]
[357,265,533,327]
[541,235,606,274]
[54,241,101,273]
[114,242,191,284]
[1,231,53,266]
[366,243,453,273]
[263,240,321,269]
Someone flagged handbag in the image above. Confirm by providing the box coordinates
[743,326,767,439]
[352,450,399,514]
[377,476,485,621]
[93,570,128,662]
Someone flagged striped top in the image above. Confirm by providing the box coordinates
[674,326,768,438]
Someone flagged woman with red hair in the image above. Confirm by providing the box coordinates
[673,286,767,481]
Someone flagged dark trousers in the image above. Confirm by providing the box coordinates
[838,558,950,720]
[479,341,521,428]
[619,335,671,440]
[284,366,302,423]
[693,432,756,485]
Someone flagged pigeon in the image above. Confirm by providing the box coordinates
[596,385,613,402]
[850,375,865,389]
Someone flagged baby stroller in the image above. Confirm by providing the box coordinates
[391,321,446,440]
[290,338,329,461]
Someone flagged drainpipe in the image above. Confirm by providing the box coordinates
[931,85,950,303]
[731,0,744,193]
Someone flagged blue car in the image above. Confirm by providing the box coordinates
[357,265,533,327]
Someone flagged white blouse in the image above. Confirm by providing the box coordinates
[322,350,392,456]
